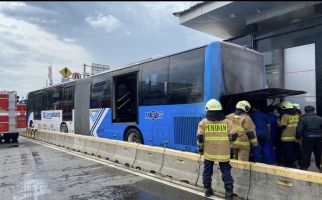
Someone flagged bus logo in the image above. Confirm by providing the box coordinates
[145,111,163,120]
[42,111,61,120]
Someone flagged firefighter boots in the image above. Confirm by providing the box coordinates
[204,183,213,197]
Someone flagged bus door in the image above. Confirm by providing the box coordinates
[113,72,138,123]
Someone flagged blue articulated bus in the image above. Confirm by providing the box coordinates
[27,41,302,152]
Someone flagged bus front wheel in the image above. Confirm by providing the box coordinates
[60,123,68,133]
[125,128,143,144]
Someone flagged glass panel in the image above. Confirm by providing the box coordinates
[27,92,35,113]
[62,85,75,121]
[262,49,282,88]
[90,74,111,109]
[221,42,266,94]
[52,86,63,110]
[256,27,314,89]
[34,91,43,120]
[168,48,204,104]
[226,34,253,49]
[141,57,169,105]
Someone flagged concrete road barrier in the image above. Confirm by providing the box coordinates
[230,160,251,199]
[27,128,322,200]
[133,144,165,174]
[51,132,60,146]
[199,160,251,199]
[29,128,37,139]
[96,139,116,161]
[34,130,41,140]
[46,131,55,144]
[56,133,66,147]
[247,163,322,200]
[41,131,49,142]
[72,135,86,152]
[63,134,74,149]
[160,149,201,185]
[32,129,37,139]
[36,129,48,142]
[25,130,28,137]
[26,129,30,138]
[83,137,102,156]
[198,160,251,199]
[47,132,56,144]
[114,141,138,166]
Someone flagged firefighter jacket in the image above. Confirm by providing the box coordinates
[278,114,299,142]
[226,113,258,150]
[197,118,236,162]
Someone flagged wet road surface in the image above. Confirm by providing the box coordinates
[0,139,209,200]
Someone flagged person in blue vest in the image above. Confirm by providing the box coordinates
[250,104,273,164]
[267,105,278,164]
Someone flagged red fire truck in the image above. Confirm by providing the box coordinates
[0,91,27,143]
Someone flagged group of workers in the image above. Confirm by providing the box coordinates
[197,98,322,199]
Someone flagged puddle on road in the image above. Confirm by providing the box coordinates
[11,151,54,200]
[2,140,205,200]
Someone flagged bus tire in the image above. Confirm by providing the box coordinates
[29,121,34,128]
[60,123,68,133]
[125,128,143,144]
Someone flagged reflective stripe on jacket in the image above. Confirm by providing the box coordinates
[226,113,257,150]
[197,118,236,162]
[278,114,299,142]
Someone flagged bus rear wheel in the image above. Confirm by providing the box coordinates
[125,128,143,144]
[29,121,34,128]
[60,124,68,133]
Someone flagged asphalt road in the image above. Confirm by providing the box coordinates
[0,139,216,200]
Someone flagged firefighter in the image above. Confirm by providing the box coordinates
[226,100,258,161]
[197,99,239,199]
[293,103,302,116]
[277,101,300,168]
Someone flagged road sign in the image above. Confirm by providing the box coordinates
[72,72,81,80]
[59,67,72,78]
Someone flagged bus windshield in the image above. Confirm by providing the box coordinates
[221,42,266,95]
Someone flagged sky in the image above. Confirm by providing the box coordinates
[0,1,219,98]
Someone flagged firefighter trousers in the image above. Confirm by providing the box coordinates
[281,141,300,168]
[202,159,234,191]
[233,148,249,161]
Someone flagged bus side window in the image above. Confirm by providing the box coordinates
[168,47,204,104]
[90,74,111,109]
[141,57,169,106]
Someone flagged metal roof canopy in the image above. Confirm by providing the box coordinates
[174,1,322,40]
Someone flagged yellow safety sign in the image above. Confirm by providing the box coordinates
[59,67,72,78]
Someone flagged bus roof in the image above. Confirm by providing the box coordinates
[27,40,260,95]
[27,41,215,95]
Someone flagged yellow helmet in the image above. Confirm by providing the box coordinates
[236,100,251,112]
[280,101,293,109]
[293,103,301,110]
[205,99,222,111]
